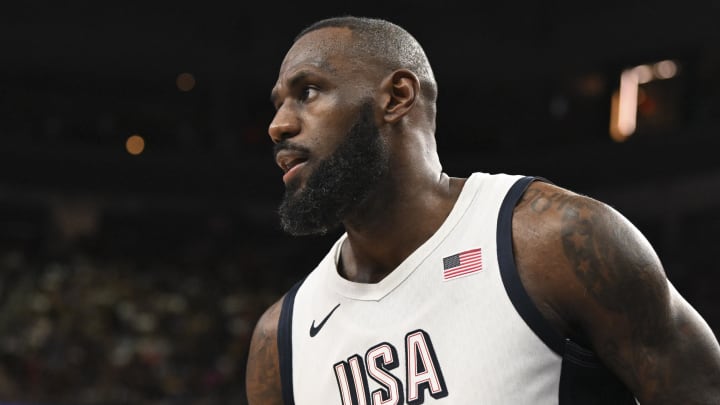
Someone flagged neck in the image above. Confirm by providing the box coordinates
[339,170,465,283]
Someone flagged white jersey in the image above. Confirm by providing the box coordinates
[277,172,635,404]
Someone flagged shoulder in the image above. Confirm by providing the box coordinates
[512,179,639,270]
[251,295,285,344]
[245,295,286,405]
[511,180,668,335]
[511,179,612,269]
[511,180,720,402]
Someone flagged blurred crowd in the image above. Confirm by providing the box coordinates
[0,228,283,405]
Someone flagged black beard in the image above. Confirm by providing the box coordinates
[277,103,388,236]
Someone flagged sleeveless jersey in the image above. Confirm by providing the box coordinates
[277,172,636,404]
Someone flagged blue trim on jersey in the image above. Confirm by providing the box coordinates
[496,176,636,404]
[559,339,636,404]
[278,278,305,405]
[496,176,566,355]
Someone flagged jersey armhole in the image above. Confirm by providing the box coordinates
[277,278,305,405]
[496,175,566,355]
[496,176,637,403]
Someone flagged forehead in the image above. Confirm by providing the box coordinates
[276,27,354,80]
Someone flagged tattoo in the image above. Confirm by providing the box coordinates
[559,198,620,310]
[561,197,668,345]
[601,338,671,400]
[523,188,574,213]
[522,185,720,403]
[523,187,663,321]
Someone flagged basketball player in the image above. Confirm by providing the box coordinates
[246,16,720,404]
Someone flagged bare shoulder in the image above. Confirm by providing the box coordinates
[246,295,285,405]
[512,180,720,403]
[512,180,667,321]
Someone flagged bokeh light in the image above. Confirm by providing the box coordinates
[176,72,196,92]
[126,134,146,155]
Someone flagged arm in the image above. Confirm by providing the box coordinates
[246,297,284,405]
[513,181,720,404]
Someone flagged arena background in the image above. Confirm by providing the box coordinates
[0,1,719,403]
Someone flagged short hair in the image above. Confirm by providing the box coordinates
[295,16,438,104]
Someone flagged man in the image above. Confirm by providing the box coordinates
[246,16,720,404]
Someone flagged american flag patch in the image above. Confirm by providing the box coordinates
[442,248,482,280]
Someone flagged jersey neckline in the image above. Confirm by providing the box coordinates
[323,172,484,301]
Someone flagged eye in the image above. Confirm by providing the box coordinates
[299,86,318,103]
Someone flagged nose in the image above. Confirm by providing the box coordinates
[268,105,300,144]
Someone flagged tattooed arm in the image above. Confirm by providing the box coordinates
[246,297,284,405]
[513,181,720,404]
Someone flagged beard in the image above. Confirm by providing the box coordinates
[277,102,389,236]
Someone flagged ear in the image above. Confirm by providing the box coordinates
[379,69,420,124]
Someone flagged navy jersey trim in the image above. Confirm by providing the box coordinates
[559,340,637,404]
[496,175,566,355]
[278,278,305,405]
[497,176,636,404]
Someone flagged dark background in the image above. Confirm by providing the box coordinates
[0,1,718,403]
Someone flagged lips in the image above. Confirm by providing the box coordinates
[275,149,309,183]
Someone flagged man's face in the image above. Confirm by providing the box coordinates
[274,102,388,235]
[268,28,389,235]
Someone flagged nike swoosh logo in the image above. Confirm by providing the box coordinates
[309,303,341,337]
